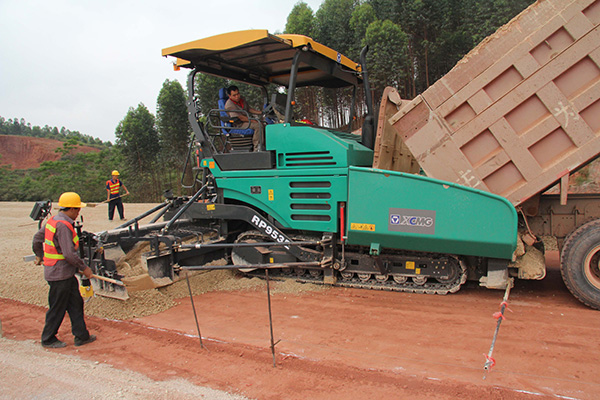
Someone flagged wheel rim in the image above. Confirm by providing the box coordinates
[412,276,427,285]
[584,245,600,290]
[340,272,353,281]
[309,269,322,278]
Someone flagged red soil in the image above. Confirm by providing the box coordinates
[2,259,599,400]
[0,135,100,170]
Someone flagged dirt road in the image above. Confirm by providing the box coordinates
[1,202,599,399]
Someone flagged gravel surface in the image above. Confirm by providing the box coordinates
[0,201,324,399]
[1,202,325,321]
[0,337,248,400]
[3,203,599,400]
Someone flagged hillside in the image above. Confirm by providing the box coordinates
[0,135,101,170]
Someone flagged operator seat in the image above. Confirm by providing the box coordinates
[217,88,253,151]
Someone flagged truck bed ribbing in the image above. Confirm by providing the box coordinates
[375,0,600,207]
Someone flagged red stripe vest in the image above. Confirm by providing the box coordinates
[43,216,79,266]
[107,179,120,195]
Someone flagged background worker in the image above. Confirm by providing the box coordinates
[32,192,96,348]
[225,85,264,151]
[106,170,129,221]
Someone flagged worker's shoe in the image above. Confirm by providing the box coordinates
[42,339,67,348]
[74,334,96,347]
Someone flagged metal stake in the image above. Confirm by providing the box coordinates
[266,269,277,367]
[483,279,513,379]
[186,271,204,349]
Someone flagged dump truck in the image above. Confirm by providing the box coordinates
[374,0,600,309]
[70,0,600,310]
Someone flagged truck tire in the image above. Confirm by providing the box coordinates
[560,219,600,310]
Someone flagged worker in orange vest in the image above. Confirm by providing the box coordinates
[31,192,96,348]
[106,170,130,221]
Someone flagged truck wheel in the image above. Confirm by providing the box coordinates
[561,219,600,310]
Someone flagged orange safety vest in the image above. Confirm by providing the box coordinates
[43,216,79,266]
[107,179,121,195]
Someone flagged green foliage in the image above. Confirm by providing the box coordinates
[194,75,268,118]
[156,79,194,197]
[283,0,534,114]
[194,74,230,117]
[349,3,377,58]
[115,103,162,201]
[0,116,119,202]
[314,0,359,56]
[285,2,315,36]
[466,0,534,44]
[364,19,409,100]
[0,148,122,202]
[0,116,110,146]
[369,0,401,21]
[157,79,191,169]
[115,104,160,173]
[54,138,80,157]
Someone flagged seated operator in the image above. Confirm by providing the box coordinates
[224,85,263,151]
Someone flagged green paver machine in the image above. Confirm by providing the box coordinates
[91,30,517,296]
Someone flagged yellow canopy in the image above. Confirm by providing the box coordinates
[162,30,362,88]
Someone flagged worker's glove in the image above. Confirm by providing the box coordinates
[81,267,94,279]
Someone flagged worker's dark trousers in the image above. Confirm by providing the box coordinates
[41,276,90,345]
[108,197,124,220]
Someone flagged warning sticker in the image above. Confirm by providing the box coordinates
[350,223,376,232]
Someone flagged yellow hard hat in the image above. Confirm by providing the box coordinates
[111,170,120,176]
[58,192,87,208]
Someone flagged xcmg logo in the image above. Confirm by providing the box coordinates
[388,208,436,235]
[390,214,434,227]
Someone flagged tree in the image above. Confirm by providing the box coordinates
[194,74,268,121]
[157,79,190,168]
[369,0,401,22]
[0,115,108,146]
[115,104,159,173]
[466,0,534,44]
[313,0,358,56]
[157,79,192,195]
[194,74,229,118]
[285,2,315,36]
[349,2,377,59]
[54,138,80,157]
[364,19,409,100]
[115,104,161,200]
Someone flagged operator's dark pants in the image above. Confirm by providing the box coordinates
[41,276,90,346]
[108,197,124,220]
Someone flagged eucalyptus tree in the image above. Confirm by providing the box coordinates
[115,103,161,200]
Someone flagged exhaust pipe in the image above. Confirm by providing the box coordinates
[360,45,375,150]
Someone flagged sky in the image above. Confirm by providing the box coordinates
[0,0,324,143]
